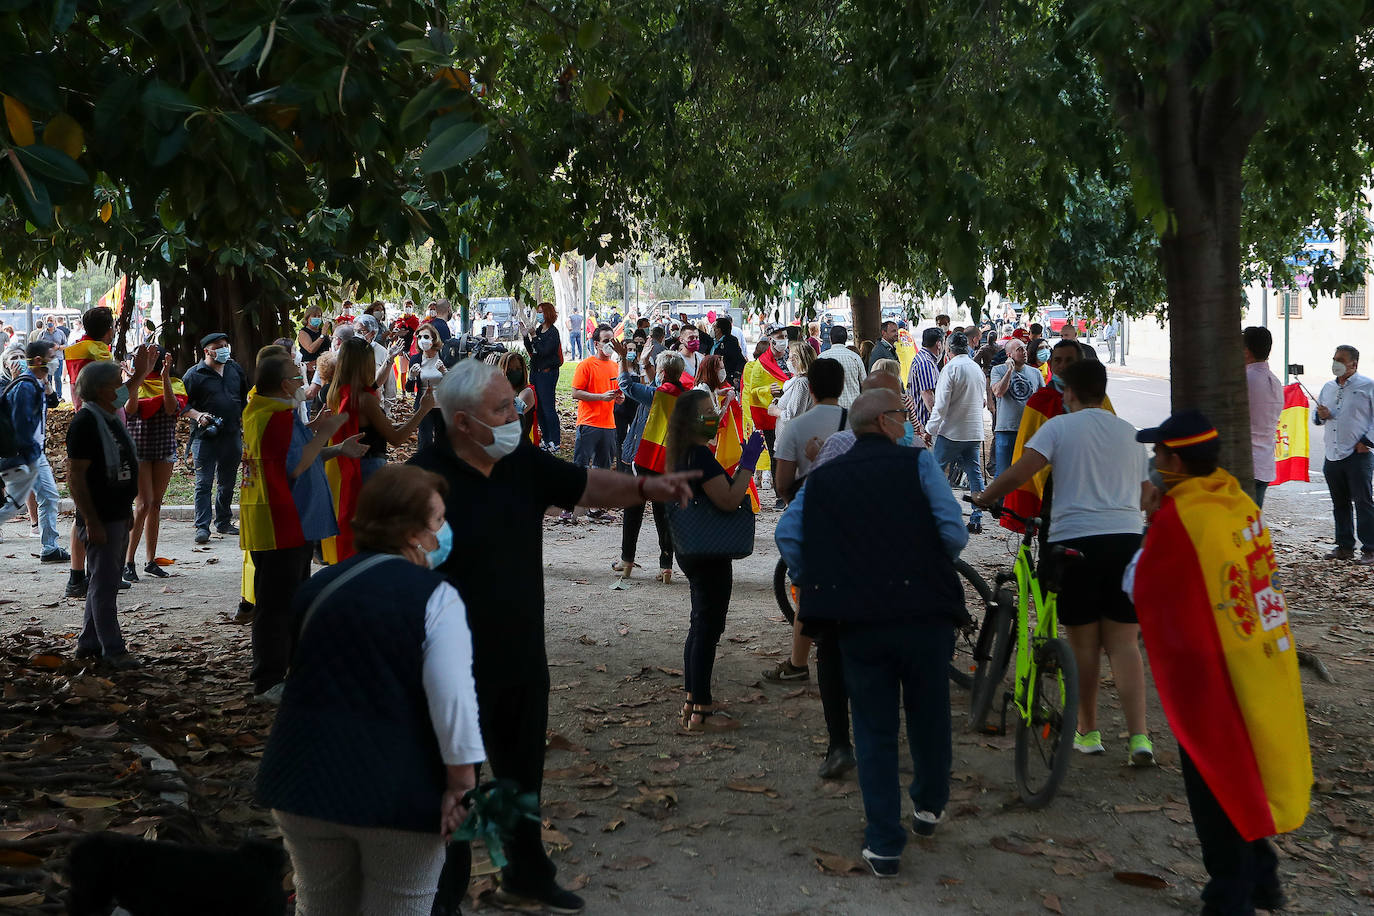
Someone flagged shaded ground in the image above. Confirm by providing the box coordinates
[0,472,1370,913]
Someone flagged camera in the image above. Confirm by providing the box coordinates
[199,414,224,438]
[439,334,507,368]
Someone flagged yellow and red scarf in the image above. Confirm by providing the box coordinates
[320,384,366,564]
[239,394,305,552]
[1132,469,1310,840]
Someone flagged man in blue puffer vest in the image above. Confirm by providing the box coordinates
[776,388,968,878]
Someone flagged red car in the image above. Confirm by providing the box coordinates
[1044,308,1088,337]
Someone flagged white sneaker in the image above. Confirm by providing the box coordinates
[761,471,773,489]
[28,525,40,538]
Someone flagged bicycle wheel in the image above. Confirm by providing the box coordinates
[773,557,798,625]
[948,560,994,690]
[968,583,1015,731]
[1013,637,1079,809]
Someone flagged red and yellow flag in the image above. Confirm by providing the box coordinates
[134,378,188,420]
[98,275,129,312]
[1001,387,1114,532]
[1132,469,1311,841]
[63,337,112,407]
[320,385,364,565]
[633,382,686,472]
[239,394,306,552]
[1272,383,1310,485]
[711,388,760,513]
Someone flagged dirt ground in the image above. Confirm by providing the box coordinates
[0,474,1371,914]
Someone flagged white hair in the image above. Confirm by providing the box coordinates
[436,358,501,418]
[355,315,380,335]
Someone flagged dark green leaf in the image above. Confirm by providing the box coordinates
[418,122,487,174]
[13,145,87,185]
[219,25,264,67]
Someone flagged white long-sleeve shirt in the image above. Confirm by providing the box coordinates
[1314,371,1374,462]
[421,582,486,766]
[925,354,986,442]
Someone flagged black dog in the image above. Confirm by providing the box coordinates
[67,832,287,916]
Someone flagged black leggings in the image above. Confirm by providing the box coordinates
[620,469,673,569]
[679,556,732,706]
[762,428,777,467]
[816,634,851,752]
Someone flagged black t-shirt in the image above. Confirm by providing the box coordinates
[66,410,138,523]
[408,439,587,686]
[182,360,248,435]
[678,444,727,500]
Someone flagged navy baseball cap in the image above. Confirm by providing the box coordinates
[1136,408,1218,453]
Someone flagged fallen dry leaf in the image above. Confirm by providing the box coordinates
[1042,893,1063,913]
[1113,871,1171,889]
[605,855,653,871]
[547,733,589,754]
[567,874,590,890]
[53,794,121,809]
[602,818,625,832]
[726,780,779,798]
[811,847,867,876]
[991,836,1040,856]
[0,849,43,867]
[0,892,44,905]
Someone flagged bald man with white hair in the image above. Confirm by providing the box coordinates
[989,336,1043,478]
[776,387,968,877]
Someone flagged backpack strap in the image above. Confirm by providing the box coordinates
[838,408,848,432]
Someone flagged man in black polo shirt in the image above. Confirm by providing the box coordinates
[182,332,248,544]
[414,359,694,915]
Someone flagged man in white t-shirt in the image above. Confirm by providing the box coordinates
[975,358,1154,766]
[817,326,865,408]
[926,332,987,531]
[773,359,847,499]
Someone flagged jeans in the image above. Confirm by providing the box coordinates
[416,409,442,453]
[840,621,955,857]
[76,517,129,657]
[1179,746,1280,914]
[191,433,242,532]
[531,368,560,448]
[1107,337,1117,362]
[993,430,1018,479]
[933,436,985,523]
[679,556,733,706]
[572,425,615,470]
[53,358,64,398]
[1324,451,1374,551]
[570,332,584,359]
[620,469,673,569]
[0,455,60,553]
[249,544,314,693]
[1252,479,1269,509]
[436,675,556,906]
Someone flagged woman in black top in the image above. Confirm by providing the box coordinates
[297,305,327,378]
[523,302,563,451]
[664,390,765,732]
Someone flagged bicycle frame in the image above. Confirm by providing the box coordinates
[1007,528,1062,723]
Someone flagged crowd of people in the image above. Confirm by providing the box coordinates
[0,294,1349,915]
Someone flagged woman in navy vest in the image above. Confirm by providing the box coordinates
[258,465,484,913]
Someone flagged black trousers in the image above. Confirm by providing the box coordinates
[679,556,732,705]
[1179,746,1280,914]
[437,675,556,904]
[249,544,313,693]
[816,633,851,752]
[620,470,673,569]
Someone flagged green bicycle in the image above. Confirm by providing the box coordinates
[964,498,1080,809]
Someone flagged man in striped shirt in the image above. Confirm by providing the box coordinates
[906,327,943,449]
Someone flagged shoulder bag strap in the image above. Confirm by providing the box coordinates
[299,553,403,635]
[838,408,848,432]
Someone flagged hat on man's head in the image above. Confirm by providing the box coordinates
[200,332,229,348]
[1136,408,1219,457]
[1011,328,1030,341]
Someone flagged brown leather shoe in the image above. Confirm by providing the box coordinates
[1326,547,1355,560]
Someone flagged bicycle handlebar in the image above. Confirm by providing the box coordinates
[962,495,1040,532]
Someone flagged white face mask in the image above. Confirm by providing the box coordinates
[473,416,522,459]
[291,386,309,405]
[600,342,615,357]
[417,335,434,349]
[1333,360,1349,377]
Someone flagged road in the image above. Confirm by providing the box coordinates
[1105,369,1171,430]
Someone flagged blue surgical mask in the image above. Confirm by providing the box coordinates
[309,317,323,328]
[112,385,129,411]
[897,420,915,447]
[214,346,232,363]
[425,520,453,569]
[1036,348,1050,363]
[1051,375,1066,393]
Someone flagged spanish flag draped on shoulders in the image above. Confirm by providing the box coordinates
[240,391,309,551]
[64,337,112,407]
[134,377,188,420]
[1131,411,1310,843]
[320,384,366,564]
[1001,381,1115,531]
[634,376,691,472]
[709,385,761,513]
[743,346,789,432]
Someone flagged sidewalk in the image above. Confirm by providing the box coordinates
[1085,339,1170,380]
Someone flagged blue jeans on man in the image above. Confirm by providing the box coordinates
[839,622,955,857]
[993,430,1018,479]
[191,433,242,534]
[1324,451,1374,552]
[933,436,985,524]
[570,332,584,359]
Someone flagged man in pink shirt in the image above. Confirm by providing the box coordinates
[1244,326,1284,507]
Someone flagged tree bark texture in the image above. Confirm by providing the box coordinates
[157,259,291,385]
[850,284,882,346]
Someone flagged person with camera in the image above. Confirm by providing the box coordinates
[183,332,248,545]
[664,390,766,733]
[412,360,696,915]
[523,301,563,451]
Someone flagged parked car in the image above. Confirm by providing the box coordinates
[474,297,519,340]
[1044,308,1088,337]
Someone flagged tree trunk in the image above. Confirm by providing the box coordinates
[159,259,287,385]
[850,284,881,345]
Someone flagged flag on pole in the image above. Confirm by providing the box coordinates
[98,275,129,312]
[1272,383,1310,485]
[712,389,760,513]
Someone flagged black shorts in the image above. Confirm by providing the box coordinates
[1050,532,1142,627]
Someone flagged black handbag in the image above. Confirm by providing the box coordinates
[666,496,756,560]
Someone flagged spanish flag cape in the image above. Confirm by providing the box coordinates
[634,378,689,473]
[239,392,306,552]
[744,349,789,431]
[711,386,761,512]
[134,378,188,420]
[523,384,540,448]
[64,337,112,405]
[1132,469,1311,840]
[320,384,367,564]
[1000,386,1114,532]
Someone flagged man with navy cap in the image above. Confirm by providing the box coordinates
[183,332,248,544]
